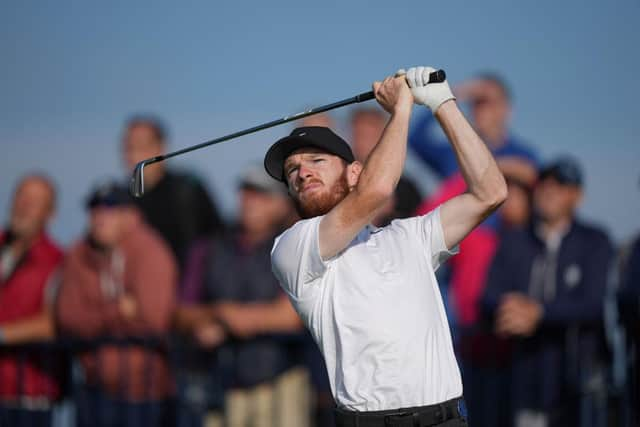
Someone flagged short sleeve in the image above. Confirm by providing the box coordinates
[396,206,458,271]
[271,217,328,300]
[425,206,459,270]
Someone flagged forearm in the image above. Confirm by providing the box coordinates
[122,300,174,336]
[0,311,56,345]
[435,101,507,208]
[249,298,303,335]
[356,106,412,205]
[174,304,216,333]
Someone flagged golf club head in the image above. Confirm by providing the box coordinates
[130,161,147,198]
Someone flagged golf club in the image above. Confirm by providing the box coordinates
[130,69,446,197]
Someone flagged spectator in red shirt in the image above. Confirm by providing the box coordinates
[415,162,536,427]
[0,174,64,427]
[56,181,177,427]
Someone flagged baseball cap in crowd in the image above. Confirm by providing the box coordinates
[539,157,583,187]
[86,181,134,209]
[264,126,355,182]
[239,164,288,196]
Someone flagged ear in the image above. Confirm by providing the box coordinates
[346,161,363,189]
[571,187,583,208]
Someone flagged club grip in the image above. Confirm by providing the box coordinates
[425,69,446,83]
[354,69,446,104]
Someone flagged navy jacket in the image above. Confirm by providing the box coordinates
[482,219,613,411]
[618,237,640,330]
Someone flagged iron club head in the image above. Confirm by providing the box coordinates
[129,160,147,198]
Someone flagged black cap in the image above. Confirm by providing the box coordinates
[86,181,134,209]
[264,126,355,182]
[539,157,583,187]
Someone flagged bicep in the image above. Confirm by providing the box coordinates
[439,192,493,250]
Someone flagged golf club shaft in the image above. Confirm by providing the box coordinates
[144,69,446,166]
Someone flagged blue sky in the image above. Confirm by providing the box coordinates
[1,0,638,245]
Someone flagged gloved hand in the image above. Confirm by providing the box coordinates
[396,66,455,112]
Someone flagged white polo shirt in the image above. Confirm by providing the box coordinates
[271,206,463,411]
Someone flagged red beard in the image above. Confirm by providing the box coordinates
[293,174,350,219]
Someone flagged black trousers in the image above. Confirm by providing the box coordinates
[334,397,468,427]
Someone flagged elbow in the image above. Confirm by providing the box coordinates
[493,182,509,209]
[481,181,508,214]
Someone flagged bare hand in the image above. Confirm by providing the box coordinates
[194,321,226,349]
[215,303,258,339]
[495,293,543,337]
[373,75,413,115]
[118,294,138,319]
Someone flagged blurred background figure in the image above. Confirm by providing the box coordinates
[349,107,422,226]
[175,165,308,427]
[413,157,536,427]
[122,115,225,275]
[56,182,177,427]
[0,175,64,427]
[617,193,640,425]
[466,166,537,427]
[409,72,539,179]
[298,112,334,129]
[482,157,613,427]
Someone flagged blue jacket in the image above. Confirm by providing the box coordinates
[481,219,613,412]
[618,237,640,328]
[409,110,539,178]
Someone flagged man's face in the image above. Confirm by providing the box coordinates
[501,181,531,227]
[283,148,355,219]
[239,188,290,234]
[89,206,130,248]
[471,81,510,138]
[533,177,581,223]
[351,113,386,162]
[122,124,164,172]
[10,178,54,240]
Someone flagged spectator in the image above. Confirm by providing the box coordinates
[618,231,640,423]
[175,165,308,427]
[482,157,613,427]
[56,181,177,427]
[417,160,537,328]
[121,115,225,273]
[299,111,334,128]
[350,107,422,226]
[445,168,535,427]
[0,175,64,427]
[409,73,539,179]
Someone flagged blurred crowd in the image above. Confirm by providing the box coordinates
[1,74,638,427]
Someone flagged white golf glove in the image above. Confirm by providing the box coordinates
[396,66,455,112]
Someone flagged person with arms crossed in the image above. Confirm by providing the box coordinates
[264,66,508,427]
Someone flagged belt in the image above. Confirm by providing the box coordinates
[335,397,466,427]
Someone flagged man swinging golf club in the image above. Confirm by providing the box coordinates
[265,66,507,427]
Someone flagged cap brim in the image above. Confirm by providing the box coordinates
[264,135,328,182]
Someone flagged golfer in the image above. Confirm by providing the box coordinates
[264,66,507,427]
